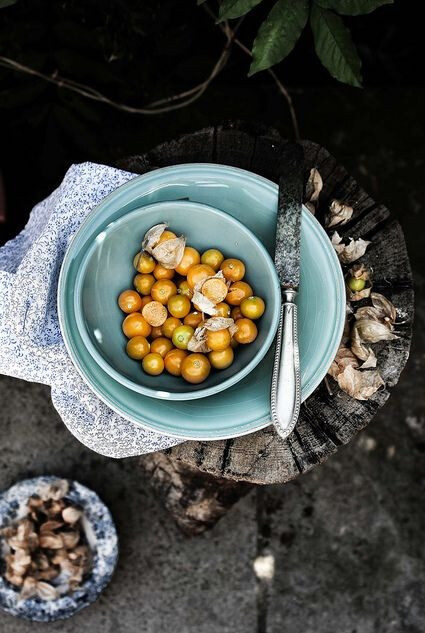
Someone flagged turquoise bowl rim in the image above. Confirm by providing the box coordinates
[73,200,281,401]
[57,163,346,440]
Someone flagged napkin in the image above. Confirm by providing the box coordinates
[0,162,182,457]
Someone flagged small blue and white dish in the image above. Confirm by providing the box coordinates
[0,476,118,622]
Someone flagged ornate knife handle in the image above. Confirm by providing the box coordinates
[270,289,301,439]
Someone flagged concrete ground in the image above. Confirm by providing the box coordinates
[0,288,423,632]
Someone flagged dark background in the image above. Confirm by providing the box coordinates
[0,2,424,631]
[0,0,423,265]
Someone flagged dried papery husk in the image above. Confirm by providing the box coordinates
[62,506,82,524]
[39,532,64,549]
[349,263,370,281]
[61,531,80,550]
[352,319,399,344]
[40,479,69,502]
[69,545,90,560]
[69,546,91,574]
[141,223,168,253]
[151,235,186,269]
[348,286,372,302]
[350,327,377,367]
[45,500,66,517]
[2,497,92,600]
[192,291,217,316]
[328,346,359,380]
[35,567,60,582]
[8,574,25,587]
[346,263,372,301]
[202,317,235,331]
[305,201,316,215]
[9,574,26,587]
[0,526,15,538]
[59,558,77,574]
[10,555,31,577]
[9,563,28,578]
[371,292,397,324]
[187,326,210,353]
[36,581,58,601]
[7,536,30,551]
[50,549,69,565]
[28,496,43,510]
[336,365,384,401]
[1,488,92,601]
[355,305,386,324]
[16,519,34,541]
[19,576,38,601]
[305,168,323,203]
[33,552,50,570]
[354,303,396,331]
[357,348,378,370]
[10,549,31,567]
[331,231,371,264]
[325,199,354,228]
[40,520,63,534]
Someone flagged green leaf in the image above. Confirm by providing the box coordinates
[249,0,309,76]
[310,5,362,87]
[315,0,393,16]
[218,0,263,21]
[0,0,17,7]
[197,0,207,5]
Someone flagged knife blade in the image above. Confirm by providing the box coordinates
[274,143,304,288]
[270,142,304,440]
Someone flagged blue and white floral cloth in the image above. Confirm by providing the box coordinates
[0,162,182,457]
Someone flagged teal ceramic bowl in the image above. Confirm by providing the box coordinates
[58,163,345,440]
[74,201,281,401]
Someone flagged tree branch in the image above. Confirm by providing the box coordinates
[0,19,238,116]
[0,9,300,139]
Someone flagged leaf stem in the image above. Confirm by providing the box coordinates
[204,5,300,140]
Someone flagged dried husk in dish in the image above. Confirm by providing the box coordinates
[187,317,236,352]
[187,326,210,353]
[151,236,186,269]
[142,223,186,269]
[202,317,235,331]
[0,480,91,602]
[141,223,168,252]
[191,291,217,316]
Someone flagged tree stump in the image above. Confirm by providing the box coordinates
[117,121,413,533]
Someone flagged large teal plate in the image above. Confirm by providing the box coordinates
[58,164,345,440]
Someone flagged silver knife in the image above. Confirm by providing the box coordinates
[270,142,304,439]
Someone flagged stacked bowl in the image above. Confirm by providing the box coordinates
[58,164,346,440]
